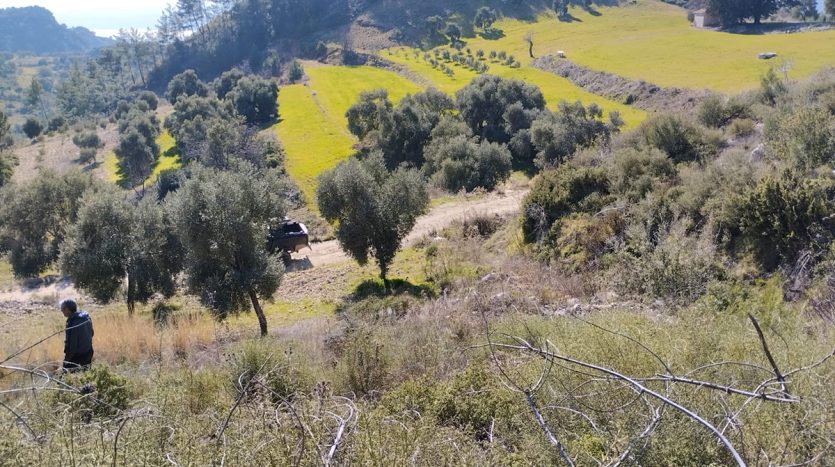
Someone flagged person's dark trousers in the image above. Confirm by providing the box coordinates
[63,351,94,372]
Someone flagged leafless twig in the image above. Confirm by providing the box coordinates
[748,314,787,395]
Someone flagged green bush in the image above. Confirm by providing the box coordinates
[433,365,518,440]
[728,118,755,138]
[765,106,835,171]
[339,329,389,398]
[229,340,314,403]
[521,165,612,244]
[60,365,133,418]
[639,115,723,163]
[22,117,43,139]
[611,221,724,301]
[606,147,675,203]
[697,95,752,128]
[730,172,835,271]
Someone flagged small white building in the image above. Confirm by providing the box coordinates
[693,9,720,28]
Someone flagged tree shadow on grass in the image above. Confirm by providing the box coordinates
[352,278,437,301]
[336,278,438,320]
[479,28,506,41]
[558,13,583,23]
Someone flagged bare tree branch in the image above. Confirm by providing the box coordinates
[496,339,748,467]
[748,314,787,395]
[526,390,575,466]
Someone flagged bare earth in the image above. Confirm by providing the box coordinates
[0,187,529,312]
[291,187,529,268]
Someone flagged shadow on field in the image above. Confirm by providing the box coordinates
[479,28,506,40]
[351,279,437,300]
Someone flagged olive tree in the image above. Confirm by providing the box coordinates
[166,69,210,104]
[0,109,13,186]
[60,190,182,314]
[423,117,512,192]
[474,7,498,30]
[167,164,289,336]
[72,130,104,165]
[226,76,279,125]
[0,170,96,277]
[317,153,429,284]
[456,75,545,145]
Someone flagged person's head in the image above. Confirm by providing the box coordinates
[60,299,78,318]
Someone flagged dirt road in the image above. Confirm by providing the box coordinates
[0,188,529,309]
[291,188,528,268]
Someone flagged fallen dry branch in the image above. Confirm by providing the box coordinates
[526,390,575,467]
[496,338,748,467]
[747,313,788,395]
[642,374,799,403]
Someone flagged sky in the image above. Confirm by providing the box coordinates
[0,0,171,37]
[0,0,827,38]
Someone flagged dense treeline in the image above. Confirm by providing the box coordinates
[345,75,621,193]
[0,66,293,335]
[315,73,619,280]
[150,0,354,87]
[707,0,824,25]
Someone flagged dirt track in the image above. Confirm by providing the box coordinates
[290,187,529,268]
[0,187,529,310]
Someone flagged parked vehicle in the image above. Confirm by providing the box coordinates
[267,219,310,262]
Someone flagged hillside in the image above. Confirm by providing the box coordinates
[0,6,111,54]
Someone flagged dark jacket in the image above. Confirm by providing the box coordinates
[64,311,94,358]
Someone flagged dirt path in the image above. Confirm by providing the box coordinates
[290,187,529,268]
[0,187,529,309]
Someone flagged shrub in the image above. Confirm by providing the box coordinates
[760,68,788,105]
[549,212,623,271]
[698,95,752,129]
[287,60,304,83]
[78,147,97,164]
[606,147,675,203]
[380,377,439,416]
[730,172,835,271]
[639,115,722,163]
[728,118,755,138]
[340,329,389,398]
[764,106,835,171]
[166,69,209,104]
[137,91,159,110]
[532,102,621,168]
[226,76,279,125]
[22,117,43,139]
[611,221,723,302]
[229,340,313,403]
[60,365,133,418]
[425,133,512,193]
[72,130,102,150]
[522,165,612,244]
[47,115,67,133]
[433,365,518,440]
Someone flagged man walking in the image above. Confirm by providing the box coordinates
[61,299,94,372]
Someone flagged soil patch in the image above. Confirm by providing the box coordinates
[532,55,711,112]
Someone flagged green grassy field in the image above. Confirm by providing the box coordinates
[102,129,181,187]
[463,0,835,93]
[273,84,356,204]
[274,65,422,203]
[384,48,646,128]
[305,65,422,127]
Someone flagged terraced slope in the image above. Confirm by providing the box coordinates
[273,65,422,203]
[383,48,647,128]
[462,0,835,93]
